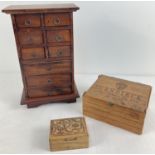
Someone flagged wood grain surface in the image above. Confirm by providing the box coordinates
[2,4,79,108]
[86,75,152,112]
[2,3,79,14]
[49,117,89,151]
[83,75,152,134]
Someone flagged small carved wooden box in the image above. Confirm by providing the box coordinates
[2,4,79,108]
[49,117,89,151]
[83,75,152,134]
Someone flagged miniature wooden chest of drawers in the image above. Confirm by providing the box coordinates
[49,117,89,151]
[2,4,79,108]
[83,75,152,134]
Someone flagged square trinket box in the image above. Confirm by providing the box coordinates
[49,117,89,151]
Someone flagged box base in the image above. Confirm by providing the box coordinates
[83,94,143,135]
[50,142,89,152]
[84,111,143,135]
[21,83,79,108]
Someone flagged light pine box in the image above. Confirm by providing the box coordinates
[49,117,89,151]
[83,75,152,134]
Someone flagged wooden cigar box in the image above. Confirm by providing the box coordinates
[49,117,89,151]
[83,74,152,134]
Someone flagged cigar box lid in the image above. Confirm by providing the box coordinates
[50,117,88,140]
[85,75,152,112]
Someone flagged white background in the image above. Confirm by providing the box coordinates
[1,1,155,75]
[0,1,155,154]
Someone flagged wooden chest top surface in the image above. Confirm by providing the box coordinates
[2,3,79,14]
[50,117,88,138]
[86,75,152,112]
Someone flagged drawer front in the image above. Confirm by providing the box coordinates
[16,14,41,27]
[21,47,45,60]
[28,87,72,98]
[18,29,43,45]
[27,74,72,88]
[47,30,71,43]
[48,46,71,58]
[24,61,71,76]
[45,13,71,27]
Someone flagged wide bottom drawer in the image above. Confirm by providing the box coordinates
[23,60,72,76]
[28,87,72,98]
[27,74,72,88]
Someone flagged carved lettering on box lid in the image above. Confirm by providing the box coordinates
[86,75,152,112]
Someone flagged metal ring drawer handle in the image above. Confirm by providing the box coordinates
[46,67,52,71]
[53,17,61,25]
[108,102,114,107]
[27,37,33,43]
[55,35,63,42]
[25,19,31,26]
[31,53,36,58]
[55,88,63,93]
[48,92,52,96]
[47,79,52,83]
[57,50,63,56]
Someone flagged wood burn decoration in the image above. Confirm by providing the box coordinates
[83,75,152,134]
[49,117,89,151]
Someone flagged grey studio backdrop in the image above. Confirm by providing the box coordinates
[0,1,155,75]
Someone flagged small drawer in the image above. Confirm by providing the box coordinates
[24,61,71,76]
[28,87,72,98]
[16,14,41,27]
[18,29,43,45]
[27,74,72,88]
[45,13,71,27]
[21,47,45,60]
[47,30,71,43]
[48,46,71,58]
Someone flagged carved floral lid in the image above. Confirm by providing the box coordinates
[50,117,88,139]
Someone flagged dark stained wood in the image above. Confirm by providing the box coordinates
[22,83,79,108]
[21,47,45,60]
[45,13,71,27]
[70,12,75,93]
[16,14,41,27]
[11,15,29,99]
[21,57,72,65]
[2,4,79,108]
[47,29,71,43]
[17,28,43,45]
[23,60,72,76]
[26,74,72,88]
[2,3,79,14]
[48,46,71,58]
[28,87,72,98]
